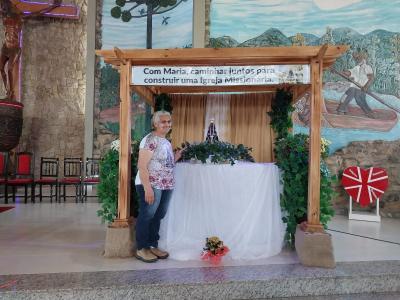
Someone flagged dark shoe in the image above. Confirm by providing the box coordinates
[135,249,158,263]
[150,247,169,259]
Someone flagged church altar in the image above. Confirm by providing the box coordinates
[159,162,285,261]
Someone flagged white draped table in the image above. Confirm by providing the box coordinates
[159,162,285,261]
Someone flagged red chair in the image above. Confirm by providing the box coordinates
[7,152,35,203]
[59,157,83,202]
[83,157,100,202]
[0,152,9,204]
[35,157,59,203]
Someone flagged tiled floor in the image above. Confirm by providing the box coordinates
[327,214,400,262]
[0,198,399,275]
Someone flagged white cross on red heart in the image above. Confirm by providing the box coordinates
[342,166,389,207]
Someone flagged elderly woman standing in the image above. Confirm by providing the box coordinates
[134,110,181,263]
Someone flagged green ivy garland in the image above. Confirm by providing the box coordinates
[154,93,173,113]
[97,141,140,224]
[270,88,335,246]
[180,141,254,165]
[268,88,294,140]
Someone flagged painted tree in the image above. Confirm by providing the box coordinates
[391,34,400,96]
[369,35,380,73]
[321,27,334,45]
[111,0,187,49]
[292,33,305,46]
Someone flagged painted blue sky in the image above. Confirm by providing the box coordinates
[102,0,193,49]
[211,0,400,42]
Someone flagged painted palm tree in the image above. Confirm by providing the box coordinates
[111,0,188,49]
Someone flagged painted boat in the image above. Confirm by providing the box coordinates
[323,100,398,132]
[294,99,398,132]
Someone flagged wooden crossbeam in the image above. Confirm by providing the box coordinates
[96,46,347,68]
[131,86,154,106]
[317,44,329,61]
[153,84,309,94]
[113,47,128,65]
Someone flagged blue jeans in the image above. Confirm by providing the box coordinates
[135,185,172,250]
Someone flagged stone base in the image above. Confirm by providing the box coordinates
[295,225,336,268]
[103,224,135,258]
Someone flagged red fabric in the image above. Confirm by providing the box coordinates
[35,179,57,184]
[342,166,389,207]
[0,179,6,183]
[8,178,33,184]
[83,178,99,183]
[61,178,81,183]
[0,154,5,174]
[0,206,14,213]
[17,154,31,175]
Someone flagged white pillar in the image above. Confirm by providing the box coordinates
[84,0,97,161]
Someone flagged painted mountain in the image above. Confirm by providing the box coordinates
[210,27,400,97]
[209,35,239,48]
[240,28,291,47]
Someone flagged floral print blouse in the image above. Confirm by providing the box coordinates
[135,133,175,190]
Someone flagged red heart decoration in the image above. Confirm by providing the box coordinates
[342,166,389,207]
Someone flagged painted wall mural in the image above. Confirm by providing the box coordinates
[210,0,400,153]
[98,0,193,142]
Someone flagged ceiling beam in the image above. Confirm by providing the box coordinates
[96,46,348,70]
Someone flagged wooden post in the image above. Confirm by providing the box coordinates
[306,56,324,233]
[111,61,132,228]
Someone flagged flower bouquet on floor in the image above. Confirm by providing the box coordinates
[201,236,229,265]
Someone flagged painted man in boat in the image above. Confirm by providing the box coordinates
[293,56,399,132]
[336,51,376,118]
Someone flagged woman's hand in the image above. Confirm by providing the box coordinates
[174,148,183,162]
[144,186,155,204]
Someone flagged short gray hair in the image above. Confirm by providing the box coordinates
[152,110,171,127]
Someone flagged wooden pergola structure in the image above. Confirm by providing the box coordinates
[96,45,347,234]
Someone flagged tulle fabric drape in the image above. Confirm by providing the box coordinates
[159,162,285,260]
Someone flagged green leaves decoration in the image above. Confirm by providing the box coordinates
[270,89,335,247]
[268,88,294,140]
[97,149,119,224]
[97,142,140,224]
[180,141,254,165]
[154,93,173,113]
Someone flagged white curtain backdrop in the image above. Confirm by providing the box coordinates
[204,94,231,141]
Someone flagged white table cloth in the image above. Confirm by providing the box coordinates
[159,162,285,260]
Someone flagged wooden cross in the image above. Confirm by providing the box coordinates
[1,0,79,101]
